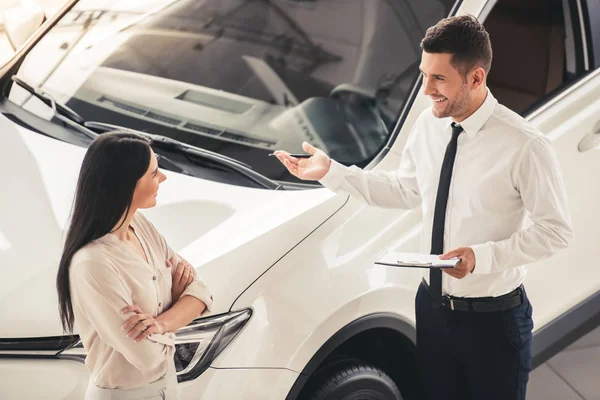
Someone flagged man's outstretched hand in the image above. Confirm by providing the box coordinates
[274,142,331,181]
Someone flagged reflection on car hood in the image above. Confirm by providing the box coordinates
[0,115,345,338]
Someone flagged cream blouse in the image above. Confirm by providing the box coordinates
[69,212,213,389]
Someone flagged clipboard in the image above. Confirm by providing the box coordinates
[375,251,460,269]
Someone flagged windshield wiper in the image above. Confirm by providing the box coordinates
[10,77,195,176]
[11,76,98,140]
[84,122,283,190]
[11,76,282,189]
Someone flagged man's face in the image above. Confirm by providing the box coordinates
[419,51,471,120]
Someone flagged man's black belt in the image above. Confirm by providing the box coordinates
[421,279,523,312]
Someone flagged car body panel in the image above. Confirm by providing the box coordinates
[0,114,347,338]
[178,367,298,400]
[523,68,600,324]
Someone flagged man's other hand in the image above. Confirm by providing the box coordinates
[440,247,476,278]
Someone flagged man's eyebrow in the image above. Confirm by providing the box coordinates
[152,167,159,175]
[419,68,445,78]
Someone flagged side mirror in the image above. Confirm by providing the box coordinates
[1,0,46,51]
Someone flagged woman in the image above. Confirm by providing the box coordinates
[56,132,213,399]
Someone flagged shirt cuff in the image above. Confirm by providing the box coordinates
[471,243,493,275]
[318,160,346,191]
[181,280,214,317]
[147,332,175,346]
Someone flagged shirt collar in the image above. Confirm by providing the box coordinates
[443,88,497,138]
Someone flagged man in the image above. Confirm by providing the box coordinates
[274,14,573,400]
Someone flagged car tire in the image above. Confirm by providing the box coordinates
[306,358,402,400]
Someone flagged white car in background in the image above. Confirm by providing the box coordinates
[0,0,599,399]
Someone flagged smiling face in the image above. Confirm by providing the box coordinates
[420,51,474,121]
[131,150,167,209]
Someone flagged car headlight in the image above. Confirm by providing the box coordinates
[56,337,87,362]
[55,309,252,382]
[173,309,251,382]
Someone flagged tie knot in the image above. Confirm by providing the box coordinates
[451,122,463,138]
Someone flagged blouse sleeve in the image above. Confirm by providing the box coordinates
[178,279,213,316]
[70,257,174,370]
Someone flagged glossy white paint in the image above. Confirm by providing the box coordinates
[0,114,346,337]
[523,68,600,326]
[218,106,427,370]
[178,367,298,400]
[0,359,90,399]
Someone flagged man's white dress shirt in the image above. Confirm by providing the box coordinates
[320,90,573,298]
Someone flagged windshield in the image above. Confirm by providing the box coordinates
[9,0,451,186]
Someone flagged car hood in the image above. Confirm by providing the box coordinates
[0,115,346,337]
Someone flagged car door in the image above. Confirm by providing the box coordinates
[519,0,600,362]
[526,69,600,326]
[477,0,600,362]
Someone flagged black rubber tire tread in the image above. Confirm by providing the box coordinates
[308,360,402,400]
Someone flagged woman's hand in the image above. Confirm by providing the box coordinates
[120,305,167,342]
[170,256,196,302]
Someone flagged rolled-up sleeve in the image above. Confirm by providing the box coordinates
[180,280,213,316]
[70,258,174,370]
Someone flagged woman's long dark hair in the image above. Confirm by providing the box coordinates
[57,131,152,333]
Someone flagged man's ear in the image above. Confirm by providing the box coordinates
[471,67,486,88]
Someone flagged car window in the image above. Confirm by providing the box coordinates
[483,0,589,115]
[583,0,599,69]
[9,0,452,187]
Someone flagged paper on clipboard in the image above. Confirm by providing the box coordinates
[375,251,460,268]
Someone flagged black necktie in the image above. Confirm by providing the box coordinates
[430,122,463,308]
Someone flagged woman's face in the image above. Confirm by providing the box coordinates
[131,149,167,209]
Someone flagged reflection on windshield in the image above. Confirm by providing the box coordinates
[11,0,450,186]
[107,0,343,105]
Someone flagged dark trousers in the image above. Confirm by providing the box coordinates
[415,283,534,400]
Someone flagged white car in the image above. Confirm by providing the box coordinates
[0,0,598,399]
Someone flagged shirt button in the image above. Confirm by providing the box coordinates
[158,302,162,307]
[153,276,157,281]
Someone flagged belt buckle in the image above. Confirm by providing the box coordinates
[449,298,455,311]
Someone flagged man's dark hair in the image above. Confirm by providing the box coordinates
[420,14,492,78]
